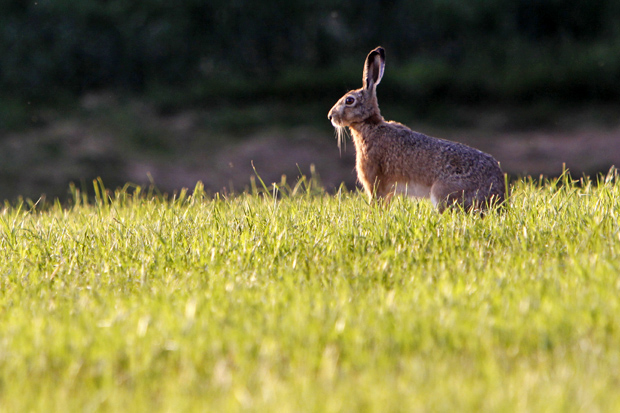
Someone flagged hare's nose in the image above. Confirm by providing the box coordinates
[328,114,332,121]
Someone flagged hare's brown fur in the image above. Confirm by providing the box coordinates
[328,47,505,212]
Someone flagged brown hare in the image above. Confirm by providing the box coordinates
[328,46,505,212]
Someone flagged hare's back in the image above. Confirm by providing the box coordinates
[404,129,499,171]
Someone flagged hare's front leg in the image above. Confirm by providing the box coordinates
[360,169,397,207]
[355,156,380,199]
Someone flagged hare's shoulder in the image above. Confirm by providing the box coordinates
[383,121,453,148]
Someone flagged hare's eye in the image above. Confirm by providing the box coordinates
[345,96,355,105]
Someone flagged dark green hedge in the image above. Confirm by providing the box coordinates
[2,0,620,103]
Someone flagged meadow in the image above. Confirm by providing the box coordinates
[1,170,619,412]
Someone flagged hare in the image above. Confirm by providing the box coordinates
[328,46,505,212]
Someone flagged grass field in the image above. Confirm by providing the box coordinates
[1,171,619,412]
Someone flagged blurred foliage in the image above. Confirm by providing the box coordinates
[2,0,620,111]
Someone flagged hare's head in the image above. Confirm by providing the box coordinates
[328,47,385,144]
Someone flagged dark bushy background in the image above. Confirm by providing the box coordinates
[2,1,620,201]
[3,0,620,106]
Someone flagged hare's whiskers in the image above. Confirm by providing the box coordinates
[335,126,348,155]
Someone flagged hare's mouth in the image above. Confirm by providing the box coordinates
[328,114,342,128]
[331,116,351,129]
[328,108,346,128]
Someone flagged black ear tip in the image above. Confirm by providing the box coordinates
[367,47,385,62]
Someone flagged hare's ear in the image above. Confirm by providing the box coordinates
[363,47,385,90]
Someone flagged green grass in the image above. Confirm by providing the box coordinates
[1,171,620,412]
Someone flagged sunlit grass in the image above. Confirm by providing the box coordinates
[1,170,619,412]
